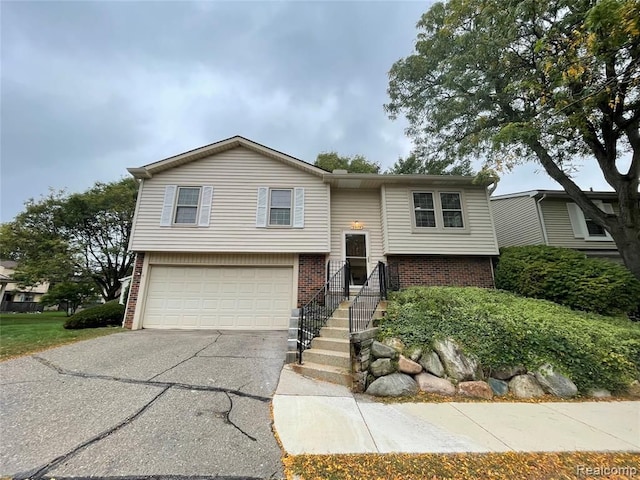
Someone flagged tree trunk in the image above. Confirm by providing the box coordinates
[608,223,640,281]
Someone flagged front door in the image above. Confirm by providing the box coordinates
[345,233,368,286]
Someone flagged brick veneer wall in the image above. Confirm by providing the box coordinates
[387,255,494,289]
[123,252,145,329]
[298,254,327,307]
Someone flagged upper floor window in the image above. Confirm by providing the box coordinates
[413,192,436,228]
[174,187,201,224]
[160,185,213,227]
[412,191,465,230]
[566,201,613,241]
[269,189,292,226]
[440,192,464,228]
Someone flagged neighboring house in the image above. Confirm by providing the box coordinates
[0,260,50,311]
[124,136,499,337]
[490,190,621,261]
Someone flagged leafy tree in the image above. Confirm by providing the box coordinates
[386,0,640,279]
[0,178,138,300]
[40,280,99,316]
[314,152,380,173]
[387,152,474,175]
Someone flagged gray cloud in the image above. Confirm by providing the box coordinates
[0,0,615,222]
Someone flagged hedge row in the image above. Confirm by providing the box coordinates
[495,246,640,315]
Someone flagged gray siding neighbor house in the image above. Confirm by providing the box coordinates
[490,190,621,262]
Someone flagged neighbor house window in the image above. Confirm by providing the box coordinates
[440,192,464,228]
[583,212,607,237]
[413,192,436,228]
[174,187,201,224]
[269,189,292,226]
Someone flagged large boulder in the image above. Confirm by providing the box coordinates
[371,341,397,359]
[534,364,578,398]
[414,372,456,396]
[432,338,479,381]
[458,381,493,400]
[398,355,422,375]
[587,388,612,399]
[370,358,396,377]
[488,377,509,396]
[509,374,545,398]
[492,365,526,381]
[366,373,418,397]
[419,351,445,378]
[382,337,406,353]
[407,347,423,362]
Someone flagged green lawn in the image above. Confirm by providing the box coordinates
[0,311,123,360]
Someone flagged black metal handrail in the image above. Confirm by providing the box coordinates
[298,261,349,363]
[349,261,387,333]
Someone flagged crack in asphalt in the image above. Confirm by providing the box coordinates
[147,334,221,381]
[21,386,171,480]
[223,392,257,442]
[31,355,271,402]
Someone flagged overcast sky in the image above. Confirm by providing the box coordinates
[1,1,618,222]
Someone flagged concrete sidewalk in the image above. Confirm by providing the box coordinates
[273,366,640,455]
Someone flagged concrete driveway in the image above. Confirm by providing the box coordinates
[0,330,288,479]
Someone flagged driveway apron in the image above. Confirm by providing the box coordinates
[0,330,287,479]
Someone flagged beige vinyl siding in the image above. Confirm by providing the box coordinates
[490,196,545,247]
[329,189,385,266]
[384,185,498,255]
[541,199,618,250]
[147,252,296,266]
[129,147,330,253]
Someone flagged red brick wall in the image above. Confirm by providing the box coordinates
[387,255,494,289]
[123,252,145,329]
[298,254,327,307]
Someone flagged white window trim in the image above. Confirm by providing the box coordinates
[160,185,213,228]
[567,201,614,242]
[410,190,469,233]
[268,188,293,227]
[173,186,202,225]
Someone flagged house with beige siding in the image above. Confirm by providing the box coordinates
[124,136,499,359]
[0,260,50,312]
[490,190,621,261]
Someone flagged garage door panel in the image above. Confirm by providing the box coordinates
[142,266,293,329]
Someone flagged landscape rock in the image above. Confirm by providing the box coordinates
[432,338,479,381]
[407,347,423,362]
[419,351,445,378]
[383,337,406,353]
[371,341,397,359]
[627,380,640,398]
[366,373,418,397]
[414,372,456,396]
[492,365,527,381]
[534,363,578,398]
[370,358,396,377]
[509,374,545,398]
[587,388,612,399]
[488,377,509,396]
[458,381,493,400]
[398,355,422,375]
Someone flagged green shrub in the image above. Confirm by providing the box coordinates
[495,245,640,315]
[64,300,125,329]
[379,287,640,393]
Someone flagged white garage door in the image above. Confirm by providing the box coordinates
[142,266,293,329]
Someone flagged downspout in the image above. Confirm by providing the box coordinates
[535,194,550,245]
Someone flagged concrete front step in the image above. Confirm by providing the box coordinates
[303,348,351,369]
[291,362,352,388]
[319,326,349,339]
[311,336,350,353]
[326,317,349,329]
